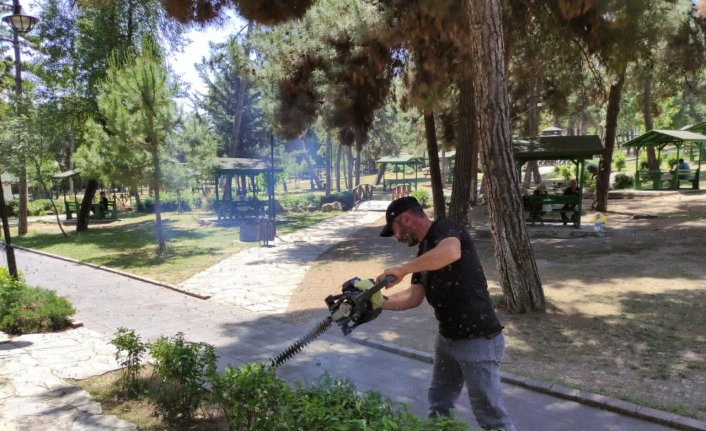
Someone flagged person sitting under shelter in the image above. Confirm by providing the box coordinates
[673,159,691,179]
[560,180,580,226]
[98,191,109,218]
[528,183,548,224]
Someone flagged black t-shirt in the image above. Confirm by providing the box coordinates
[411,218,503,339]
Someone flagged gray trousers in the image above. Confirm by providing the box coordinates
[428,333,516,431]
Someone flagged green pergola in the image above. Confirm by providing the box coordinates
[214,157,282,202]
[375,154,426,190]
[513,135,604,226]
[623,129,706,190]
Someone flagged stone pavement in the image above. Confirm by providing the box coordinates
[0,328,136,430]
[177,209,384,313]
[3,208,706,431]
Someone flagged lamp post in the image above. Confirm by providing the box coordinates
[0,0,38,279]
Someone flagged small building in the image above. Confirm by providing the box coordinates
[1,172,17,202]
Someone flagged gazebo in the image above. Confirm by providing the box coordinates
[623,129,706,190]
[213,157,282,220]
[374,154,426,191]
[513,135,604,226]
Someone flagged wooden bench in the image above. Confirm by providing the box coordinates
[64,200,118,220]
[669,168,699,189]
[523,194,582,227]
[215,200,263,220]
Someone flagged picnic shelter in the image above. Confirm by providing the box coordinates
[375,154,426,191]
[513,134,604,227]
[214,157,282,220]
[623,129,706,190]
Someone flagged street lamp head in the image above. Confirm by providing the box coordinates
[3,5,38,34]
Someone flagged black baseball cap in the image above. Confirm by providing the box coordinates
[380,196,422,237]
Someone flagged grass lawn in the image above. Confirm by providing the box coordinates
[14,210,339,285]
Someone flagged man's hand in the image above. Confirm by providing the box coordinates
[376,268,403,288]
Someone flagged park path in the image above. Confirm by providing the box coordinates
[176,208,385,313]
[2,206,705,431]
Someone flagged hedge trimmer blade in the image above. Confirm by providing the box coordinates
[271,316,333,368]
[270,275,393,368]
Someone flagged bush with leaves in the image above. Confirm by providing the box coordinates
[212,365,472,430]
[212,363,291,431]
[319,190,354,210]
[553,164,573,181]
[149,332,218,424]
[0,269,75,335]
[411,189,430,207]
[612,153,626,172]
[612,173,634,190]
[111,327,147,395]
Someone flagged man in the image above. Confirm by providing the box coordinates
[560,179,580,226]
[376,197,515,431]
[675,159,691,179]
[98,191,110,218]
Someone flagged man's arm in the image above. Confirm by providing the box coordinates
[383,283,425,311]
[377,236,461,287]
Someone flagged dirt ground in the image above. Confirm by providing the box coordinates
[283,191,706,420]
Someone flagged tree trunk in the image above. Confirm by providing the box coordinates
[642,66,658,169]
[522,82,542,187]
[423,110,446,219]
[229,20,254,157]
[77,179,98,232]
[346,145,354,190]
[448,77,475,224]
[466,0,545,313]
[17,165,27,235]
[595,69,626,212]
[335,143,342,192]
[325,133,332,195]
[301,138,322,191]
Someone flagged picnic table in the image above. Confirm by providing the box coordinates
[64,199,117,220]
[522,193,582,227]
[635,169,700,190]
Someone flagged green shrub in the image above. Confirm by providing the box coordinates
[4,200,19,217]
[212,363,291,431]
[0,284,75,335]
[111,327,147,396]
[612,153,626,172]
[613,173,634,189]
[137,192,207,213]
[0,268,22,317]
[211,365,472,430]
[149,332,218,424]
[319,190,354,210]
[553,164,573,181]
[411,189,430,207]
[666,153,678,170]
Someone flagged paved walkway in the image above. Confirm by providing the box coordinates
[177,209,384,313]
[2,208,706,431]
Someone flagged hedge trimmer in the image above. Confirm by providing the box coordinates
[271,275,393,368]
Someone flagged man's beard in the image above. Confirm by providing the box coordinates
[401,232,419,247]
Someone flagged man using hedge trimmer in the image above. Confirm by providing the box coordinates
[271,197,515,431]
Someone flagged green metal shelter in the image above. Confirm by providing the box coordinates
[375,154,426,190]
[214,157,282,220]
[512,135,604,226]
[623,129,706,190]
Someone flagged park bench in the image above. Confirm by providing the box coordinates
[215,199,263,220]
[635,169,700,190]
[523,194,582,227]
[669,168,699,189]
[64,199,117,220]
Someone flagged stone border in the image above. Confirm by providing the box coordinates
[350,335,706,431]
[9,244,210,300]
